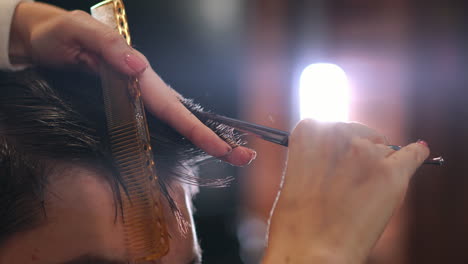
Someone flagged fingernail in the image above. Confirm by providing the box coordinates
[236,148,257,166]
[417,139,428,148]
[243,149,257,166]
[125,52,148,74]
[244,150,257,165]
[249,150,257,162]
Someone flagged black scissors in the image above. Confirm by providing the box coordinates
[196,111,444,166]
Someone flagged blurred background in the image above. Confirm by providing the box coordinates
[42,0,468,263]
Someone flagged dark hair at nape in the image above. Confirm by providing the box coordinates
[0,68,241,244]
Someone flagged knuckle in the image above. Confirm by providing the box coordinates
[348,137,381,163]
[349,136,363,150]
[186,122,200,142]
[333,121,351,137]
[349,137,367,154]
[296,118,317,130]
[290,119,325,150]
[291,119,317,138]
[101,30,125,46]
[53,10,92,35]
[348,121,370,131]
[334,121,349,130]
[68,10,90,19]
[329,121,342,131]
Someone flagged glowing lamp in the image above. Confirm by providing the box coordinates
[299,63,350,122]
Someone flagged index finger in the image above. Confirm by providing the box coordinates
[138,67,257,165]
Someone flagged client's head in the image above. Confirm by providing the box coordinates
[0,69,235,264]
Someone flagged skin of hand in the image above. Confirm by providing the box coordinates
[9,2,256,166]
[262,119,429,264]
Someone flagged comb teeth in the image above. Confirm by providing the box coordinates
[91,0,169,261]
[108,122,169,260]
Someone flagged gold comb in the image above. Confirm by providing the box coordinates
[91,0,169,261]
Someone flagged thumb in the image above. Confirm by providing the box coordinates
[385,140,430,178]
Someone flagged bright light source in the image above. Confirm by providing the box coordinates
[299,63,350,122]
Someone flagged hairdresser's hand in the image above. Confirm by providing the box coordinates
[262,120,429,264]
[10,2,255,165]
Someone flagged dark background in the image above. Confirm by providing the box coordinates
[40,1,468,263]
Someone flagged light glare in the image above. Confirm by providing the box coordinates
[299,63,350,122]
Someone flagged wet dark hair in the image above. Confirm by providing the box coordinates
[0,68,239,244]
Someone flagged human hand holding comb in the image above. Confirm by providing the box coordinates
[9,1,256,166]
